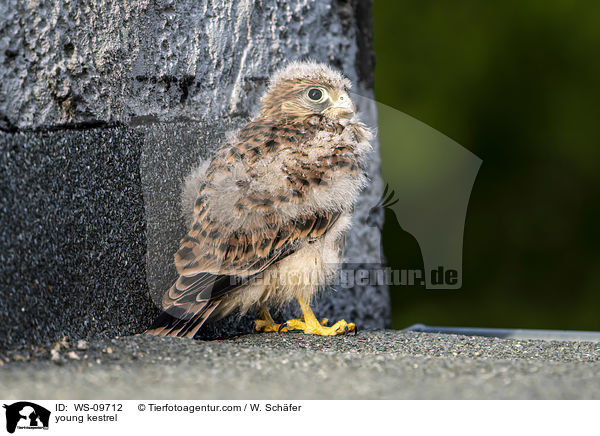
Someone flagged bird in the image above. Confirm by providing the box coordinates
[145,60,373,338]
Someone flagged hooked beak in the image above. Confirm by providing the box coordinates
[326,96,356,119]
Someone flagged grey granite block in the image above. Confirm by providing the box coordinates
[0,126,154,348]
[0,0,374,130]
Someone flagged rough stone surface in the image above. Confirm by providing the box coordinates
[0,0,374,130]
[0,126,155,348]
[1,331,599,399]
[0,0,388,348]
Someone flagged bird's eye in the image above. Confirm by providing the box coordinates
[307,88,325,102]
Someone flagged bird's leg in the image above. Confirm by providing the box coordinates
[282,297,355,336]
[254,306,286,333]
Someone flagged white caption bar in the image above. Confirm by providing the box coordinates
[0,400,597,435]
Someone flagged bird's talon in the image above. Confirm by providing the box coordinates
[278,322,288,333]
[254,313,285,333]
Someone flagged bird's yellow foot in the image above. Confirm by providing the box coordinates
[254,315,329,333]
[283,317,354,335]
[254,300,357,336]
[254,306,288,332]
[254,318,285,333]
[282,317,355,336]
[291,297,356,336]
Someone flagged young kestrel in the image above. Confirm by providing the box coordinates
[146,61,372,338]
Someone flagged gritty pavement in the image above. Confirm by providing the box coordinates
[1,330,599,399]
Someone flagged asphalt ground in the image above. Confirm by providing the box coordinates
[1,330,599,399]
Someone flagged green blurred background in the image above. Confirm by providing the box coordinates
[373,0,600,330]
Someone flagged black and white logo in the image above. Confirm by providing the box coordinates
[3,402,50,434]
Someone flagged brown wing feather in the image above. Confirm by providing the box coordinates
[167,211,341,308]
[146,212,339,338]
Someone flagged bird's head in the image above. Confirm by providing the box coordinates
[259,61,356,122]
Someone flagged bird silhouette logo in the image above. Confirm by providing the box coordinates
[367,184,424,281]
